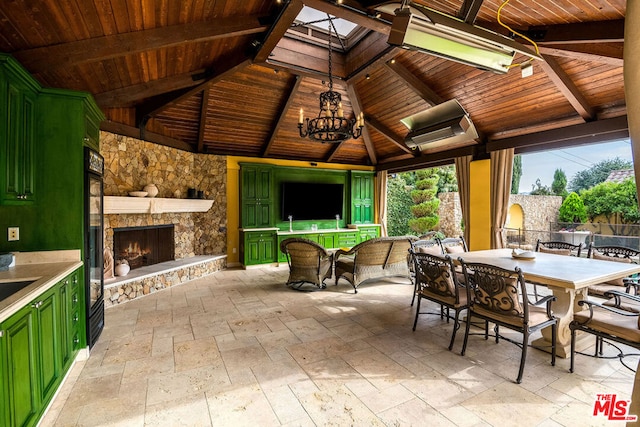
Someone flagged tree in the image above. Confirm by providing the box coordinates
[569,158,632,192]
[408,168,440,234]
[581,178,640,225]
[435,165,458,194]
[551,168,568,198]
[511,155,522,194]
[530,178,553,195]
[386,174,414,236]
[558,192,587,223]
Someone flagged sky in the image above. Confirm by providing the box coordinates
[518,138,634,194]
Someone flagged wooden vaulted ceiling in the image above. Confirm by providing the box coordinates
[0,0,627,171]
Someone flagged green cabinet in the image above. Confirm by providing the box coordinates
[0,268,81,427]
[59,270,81,369]
[350,171,374,224]
[358,225,381,243]
[1,63,37,205]
[336,231,358,248]
[318,233,335,249]
[241,164,274,228]
[1,285,60,427]
[242,231,276,266]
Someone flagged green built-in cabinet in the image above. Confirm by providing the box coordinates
[0,54,102,427]
[0,268,81,427]
[239,163,378,267]
[0,58,38,205]
[350,171,374,224]
[241,164,274,228]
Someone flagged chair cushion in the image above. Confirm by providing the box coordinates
[417,245,442,255]
[574,309,640,342]
[538,247,571,256]
[592,251,632,286]
[445,245,465,254]
[472,303,549,328]
[419,286,468,308]
[603,297,640,313]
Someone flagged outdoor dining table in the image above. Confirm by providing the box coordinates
[456,248,640,358]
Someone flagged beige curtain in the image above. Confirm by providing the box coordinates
[490,148,514,249]
[625,0,640,411]
[375,170,388,236]
[454,155,472,247]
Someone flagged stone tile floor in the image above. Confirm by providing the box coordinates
[42,266,639,426]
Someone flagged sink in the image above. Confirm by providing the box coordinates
[0,280,36,302]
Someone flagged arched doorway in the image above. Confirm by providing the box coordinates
[506,203,525,246]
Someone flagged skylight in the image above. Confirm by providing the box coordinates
[295,6,358,38]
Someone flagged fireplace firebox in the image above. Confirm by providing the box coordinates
[113,225,175,269]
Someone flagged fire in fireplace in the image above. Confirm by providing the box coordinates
[113,225,175,269]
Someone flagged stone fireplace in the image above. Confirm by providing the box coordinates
[113,224,175,269]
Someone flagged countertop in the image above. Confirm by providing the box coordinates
[0,250,82,323]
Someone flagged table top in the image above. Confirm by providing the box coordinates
[455,248,640,290]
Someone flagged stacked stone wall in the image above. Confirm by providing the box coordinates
[101,131,227,258]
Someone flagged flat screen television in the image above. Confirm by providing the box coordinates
[281,182,344,221]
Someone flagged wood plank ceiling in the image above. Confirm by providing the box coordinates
[0,0,627,170]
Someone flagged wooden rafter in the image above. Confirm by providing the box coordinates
[197,88,210,153]
[94,70,208,108]
[136,57,252,127]
[15,17,268,73]
[365,116,414,155]
[346,83,377,165]
[538,45,622,67]
[262,75,303,157]
[254,0,304,63]
[527,20,624,44]
[538,54,595,121]
[458,0,484,24]
[384,60,443,107]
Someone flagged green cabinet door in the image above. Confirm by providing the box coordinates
[358,225,381,243]
[1,284,62,427]
[337,231,358,248]
[2,79,36,205]
[241,165,273,228]
[2,305,38,427]
[35,286,60,406]
[243,231,276,265]
[350,172,374,224]
[318,233,335,249]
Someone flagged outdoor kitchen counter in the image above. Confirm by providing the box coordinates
[0,250,82,322]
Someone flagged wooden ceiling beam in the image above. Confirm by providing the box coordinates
[526,20,624,44]
[94,70,208,108]
[101,121,194,152]
[538,54,595,121]
[346,83,377,165]
[487,115,628,152]
[458,0,484,24]
[268,37,346,77]
[384,60,444,107]
[262,75,303,157]
[136,56,252,126]
[254,0,304,63]
[197,88,210,153]
[15,17,268,74]
[365,116,414,155]
[538,44,623,67]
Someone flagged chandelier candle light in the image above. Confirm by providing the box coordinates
[298,15,364,144]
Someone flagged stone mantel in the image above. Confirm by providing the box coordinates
[104,196,213,215]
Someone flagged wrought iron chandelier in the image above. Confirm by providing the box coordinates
[298,15,364,143]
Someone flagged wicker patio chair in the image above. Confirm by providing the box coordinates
[412,253,468,350]
[334,236,416,293]
[460,260,557,384]
[280,238,333,290]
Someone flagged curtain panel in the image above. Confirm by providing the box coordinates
[490,148,515,249]
[375,171,388,237]
[454,155,472,247]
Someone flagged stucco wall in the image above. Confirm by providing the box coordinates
[101,131,227,258]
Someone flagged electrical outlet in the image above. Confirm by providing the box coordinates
[8,227,19,241]
[232,247,237,254]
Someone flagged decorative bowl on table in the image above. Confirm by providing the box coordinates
[128,191,148,197]
[511,249,536,260]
